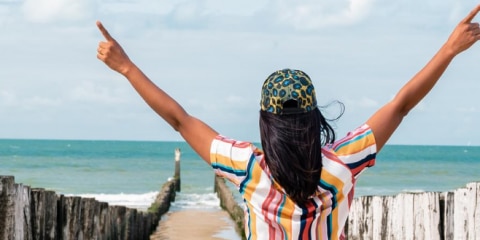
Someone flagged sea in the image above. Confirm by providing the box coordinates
[1,139,480,212]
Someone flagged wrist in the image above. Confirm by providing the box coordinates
[440,42,458,60]
[120,61,136,77]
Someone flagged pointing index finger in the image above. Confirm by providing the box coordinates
[462,4,480,23]
[96,20,114,41]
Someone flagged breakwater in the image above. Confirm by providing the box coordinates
[0,148,181,240]
[214,176,246,240]
[0,175,176,240]
[0,176,152,240]
[214,178,480,240]
[346,181,480,239]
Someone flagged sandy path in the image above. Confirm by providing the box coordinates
[150,209,242,240]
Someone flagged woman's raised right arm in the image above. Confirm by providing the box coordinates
[96,21,218,164]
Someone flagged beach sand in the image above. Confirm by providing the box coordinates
[150,209,242,240]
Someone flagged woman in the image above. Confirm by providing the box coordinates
[96,4,480,239]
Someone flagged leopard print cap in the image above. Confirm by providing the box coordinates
[260,69,317,115]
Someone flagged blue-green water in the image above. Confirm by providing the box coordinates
[357,144,480,196]
[1,139,479,210]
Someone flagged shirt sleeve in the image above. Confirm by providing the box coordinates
[210,135,255,187]
[328,124,377,178]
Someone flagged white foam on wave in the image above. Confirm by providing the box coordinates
[65,192,224,211]
[170,192,221,210]
[66,192,158,211]
[401,188,426,193]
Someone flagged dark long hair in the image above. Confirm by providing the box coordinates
[259,105,342,205]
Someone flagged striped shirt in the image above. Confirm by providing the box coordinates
[210,124,376,240]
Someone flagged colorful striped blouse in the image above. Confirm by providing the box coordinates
[210,124,376,240]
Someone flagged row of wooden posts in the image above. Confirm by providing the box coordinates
[0,149,182,240]
[0,175,178,240]
[1,148,479,239]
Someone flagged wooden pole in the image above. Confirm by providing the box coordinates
[174,148,181,192]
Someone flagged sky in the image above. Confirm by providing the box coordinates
[1,0,480,146]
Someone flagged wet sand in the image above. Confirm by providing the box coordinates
[150,209,242,240]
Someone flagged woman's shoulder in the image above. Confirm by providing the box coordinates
[322,124,376,157]
[211,135,261,160]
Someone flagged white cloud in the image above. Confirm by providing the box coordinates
[274,0,375,30]
[203,0,268,16]
[109,0,268,19]
[21,0,94,23]
[170,1,205,25]
[69,81,128,104]
[0,90,61,110]
[92,0,376,32]
[0,2,20,26]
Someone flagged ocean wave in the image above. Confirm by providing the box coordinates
[66,192,158,210]
[401,188,427,193]
[170,192,221,210]
[64,191,223,211]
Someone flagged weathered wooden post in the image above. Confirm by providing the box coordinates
[0,176,34,240]
[174,148,181,192]
[444,182,480,239]
[0,176,15,240]
[214,176,246,240]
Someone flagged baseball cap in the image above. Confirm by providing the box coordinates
[260,69,317,115]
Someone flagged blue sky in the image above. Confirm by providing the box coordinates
[1,0,480,146]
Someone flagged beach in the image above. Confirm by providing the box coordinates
[150,209,241,240]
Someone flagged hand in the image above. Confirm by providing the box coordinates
[96,21,133,75]
[445,4,480,56]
